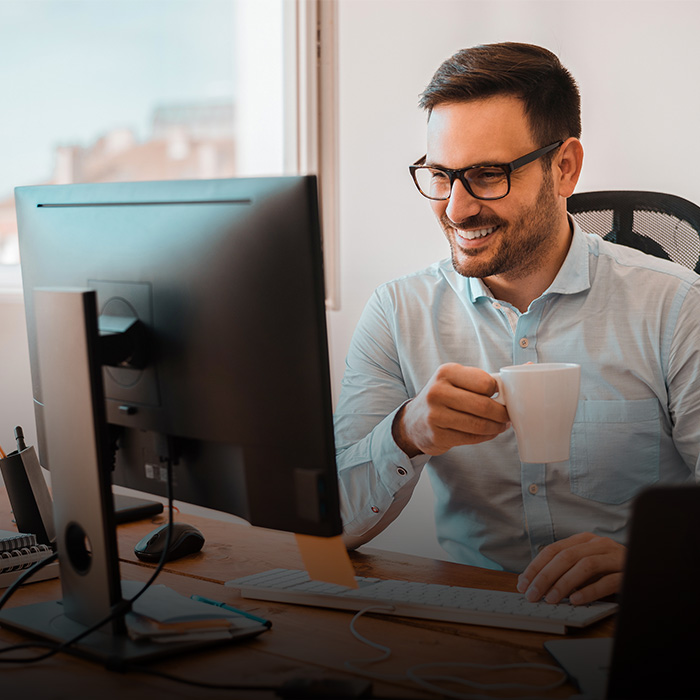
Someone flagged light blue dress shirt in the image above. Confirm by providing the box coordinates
[334,222,700,573]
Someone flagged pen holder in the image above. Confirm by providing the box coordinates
[0,442,55,546]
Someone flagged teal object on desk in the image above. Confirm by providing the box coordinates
[191,594,272,628]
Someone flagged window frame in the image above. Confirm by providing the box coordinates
[289,0,339,310]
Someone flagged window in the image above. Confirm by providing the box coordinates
[0,0,338,305]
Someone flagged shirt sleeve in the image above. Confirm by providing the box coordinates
[666,278,700,477]
[334,287,430,546]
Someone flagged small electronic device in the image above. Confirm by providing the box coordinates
[113,493,164,525]
[134,522,205,563]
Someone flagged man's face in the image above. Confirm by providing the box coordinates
[426,96,562,281]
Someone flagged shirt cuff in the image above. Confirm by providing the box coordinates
[369,404,430,494]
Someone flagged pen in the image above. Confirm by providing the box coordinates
[14,426,27,452]
[191,594,272,628]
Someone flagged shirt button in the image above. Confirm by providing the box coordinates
[528,483,539,495]
[519,338,529,348]
[371,506,380,513]
[397,467,407,477]
[493,302,502,309]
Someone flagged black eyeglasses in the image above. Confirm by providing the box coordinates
[409,140,564,201]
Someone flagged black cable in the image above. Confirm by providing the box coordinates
[0,552,62,662]
[52,455,177,654]
[0,549,58,612]
[123,451,175,606]
[0,451,176,663]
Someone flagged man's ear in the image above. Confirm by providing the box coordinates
[555,137,584,198]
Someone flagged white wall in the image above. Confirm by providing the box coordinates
[326,0,700,559]
[1,0,699,559]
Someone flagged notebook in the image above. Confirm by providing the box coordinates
[121,581,268,644]
[0,529,56,588]
[545,485,700,699]
[0,547,57,587]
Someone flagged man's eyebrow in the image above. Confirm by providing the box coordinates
[423,156,504,170]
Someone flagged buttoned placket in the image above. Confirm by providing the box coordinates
[490,296,555,557]
[521,462,556,558]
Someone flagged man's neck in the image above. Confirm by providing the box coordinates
[483,217,574,313]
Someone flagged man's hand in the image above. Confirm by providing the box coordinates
[392,363,510,458]
[517,533,626,605]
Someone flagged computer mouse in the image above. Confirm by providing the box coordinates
[134,521,205,563]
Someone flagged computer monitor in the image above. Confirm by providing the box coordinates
[1,176,342,661]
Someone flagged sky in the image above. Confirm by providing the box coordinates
[0,0,236,197]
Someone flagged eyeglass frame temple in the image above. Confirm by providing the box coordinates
[504,140,564,173]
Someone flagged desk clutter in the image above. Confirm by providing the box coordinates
[122,581,268,645]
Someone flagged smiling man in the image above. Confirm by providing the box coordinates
[420,98,571,308]
[334,43,700,605]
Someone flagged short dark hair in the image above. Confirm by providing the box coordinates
[419,42,581,148]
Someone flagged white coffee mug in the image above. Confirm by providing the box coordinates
[491,362,581,463]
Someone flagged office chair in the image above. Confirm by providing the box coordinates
[567,190,700,273]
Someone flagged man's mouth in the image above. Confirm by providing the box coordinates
[455,225,499,243]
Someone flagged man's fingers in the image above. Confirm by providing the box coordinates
[396,363,511,456]
[424,366,508,423]
[540,553,621,604]
[517,533,596,593]
[518,534,626,605]
[412,394,508,443]
[437,405,510,436]
[435,363,499,396]
[414,419,508,455]
[442,388,509,424]
[569,573,623,605]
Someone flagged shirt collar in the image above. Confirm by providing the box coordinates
[545,216,591,296]
[463,215,591,303]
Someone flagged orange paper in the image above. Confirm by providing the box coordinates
[294,533,358,589]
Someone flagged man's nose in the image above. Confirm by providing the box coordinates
[445,178,483,222]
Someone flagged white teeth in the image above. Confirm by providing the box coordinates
[460,225,497,240]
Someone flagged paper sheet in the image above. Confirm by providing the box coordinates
[294,533,358,589]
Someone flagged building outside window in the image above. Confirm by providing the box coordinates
[0,0,312,291]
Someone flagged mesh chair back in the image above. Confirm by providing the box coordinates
[567,190,700,273]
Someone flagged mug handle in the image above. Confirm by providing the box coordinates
[490,372,506,406]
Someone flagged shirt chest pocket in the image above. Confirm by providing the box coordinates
[569,399,660,505]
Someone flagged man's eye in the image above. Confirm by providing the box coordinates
[470,167,506,184]
[429,169,449,181]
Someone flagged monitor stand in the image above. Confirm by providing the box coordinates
[0,290,262,664]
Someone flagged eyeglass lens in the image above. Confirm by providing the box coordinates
[413,165,508,201]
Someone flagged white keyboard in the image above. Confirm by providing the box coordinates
[226,568,618,635]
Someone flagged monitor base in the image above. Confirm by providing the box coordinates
[0,589,267,665]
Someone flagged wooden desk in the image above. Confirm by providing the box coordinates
[0,501,615,699]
